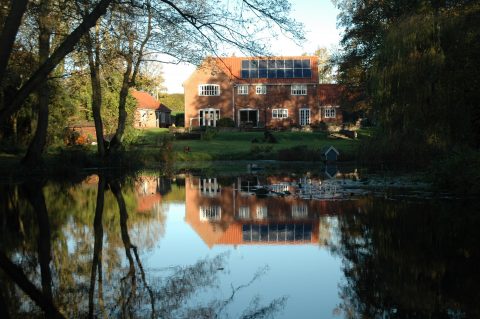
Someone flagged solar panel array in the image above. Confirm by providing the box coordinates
[241,59,312,79]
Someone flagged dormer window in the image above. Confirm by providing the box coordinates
[199,84,220,96]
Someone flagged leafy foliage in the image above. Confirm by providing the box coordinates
[336,0,480,169]
[159,94,184,115]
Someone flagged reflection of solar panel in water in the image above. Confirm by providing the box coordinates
[242,223,313,243]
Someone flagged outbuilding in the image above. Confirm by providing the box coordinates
[322,145,340,162]
[132,90,172,128]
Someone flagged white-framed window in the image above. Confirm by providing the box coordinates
[200,206,221,221]
[256,85,267,95]
[292,204,308,219]
[256,206,268,219]
[291,84,307,95]
[198,84,220,96]
[272,109,288,119]
[237,85,248,95]
[299,108,310,126]
[271,183,289,192]
[324,107,336,118]
[199,108,220,127]
[199,178,220,197]
[238,206,250,219]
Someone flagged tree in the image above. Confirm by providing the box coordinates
[0,0,114,123]
[334,0,480,159]
[313,47,335,84]
[1,0,304,163]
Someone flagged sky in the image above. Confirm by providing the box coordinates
[161,0,341,93]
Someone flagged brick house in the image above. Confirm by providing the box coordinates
[183,56,343,129]
[132,90,172,128]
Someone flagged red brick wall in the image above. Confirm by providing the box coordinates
[184,57,344,128]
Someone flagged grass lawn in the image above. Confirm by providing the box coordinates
[129,128,370,161]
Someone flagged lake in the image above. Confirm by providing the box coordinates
[1,166,479,318]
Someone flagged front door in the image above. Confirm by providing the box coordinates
[239,109,258,127]
[299,108,310,126]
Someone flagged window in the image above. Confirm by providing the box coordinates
[272,109,288,119]
[299,108,310,126]
[140,110,147,123]
[198,84,220,96]
[271,183,289,192]
[199,178,220,197]
[199,108,220,127]
[238,206,250,219]
[256,206,268,219]
[256,85,266,95]
[241,59,312,79]
[291,84,307,95]
[200,206,221,221]
[292,205,308,219]
[324,107,336,118]
[237,85,248,95]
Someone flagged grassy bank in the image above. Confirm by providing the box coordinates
[0,128,366,181]
[127,128,368,162]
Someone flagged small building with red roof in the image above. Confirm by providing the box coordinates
[131,89,172,128]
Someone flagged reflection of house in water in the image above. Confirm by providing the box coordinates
[136,176,173,213]
[185,176,342,248]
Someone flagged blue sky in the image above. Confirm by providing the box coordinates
[162,0,341,93]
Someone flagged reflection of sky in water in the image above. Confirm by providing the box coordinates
[145,202,343,319]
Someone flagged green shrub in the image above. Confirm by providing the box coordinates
[217,117,235,127]
[250,144,274,159]
[264,130,277,143]
[201,127,218,141]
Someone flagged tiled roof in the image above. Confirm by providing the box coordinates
[158,103,171,113]
[131,90,171,112]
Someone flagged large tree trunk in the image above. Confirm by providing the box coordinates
[86,24,106,157]
[88,175,105,318]
[108,56,132,153]
[22,0,52,166]
[0,0,113,124]
[22,181,55,317]
[108,4,152,154]
[0,0,29,86]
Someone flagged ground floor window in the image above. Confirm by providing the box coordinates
[239,109,259,127]
[299,108,310,126]
[199,108,220,127]
[324,107,336,118]
[272,109,288,119]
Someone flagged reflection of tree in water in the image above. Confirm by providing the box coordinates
[332,197,480,318]
[0,176,287,318]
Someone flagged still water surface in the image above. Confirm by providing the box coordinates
[1,169,479,318]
